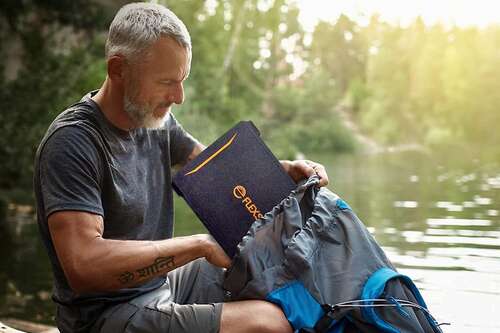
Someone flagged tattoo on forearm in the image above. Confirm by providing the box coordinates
[118,271,134,284]
[136,256,175,278]
[117,256,175,285]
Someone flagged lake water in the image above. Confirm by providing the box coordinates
[1,151,499,332]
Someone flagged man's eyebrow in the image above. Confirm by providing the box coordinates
[159,71,189,83]
[159,77,184,83]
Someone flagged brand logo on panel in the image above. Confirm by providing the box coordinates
[233,185,264,220]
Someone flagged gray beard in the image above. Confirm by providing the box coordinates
[123,95,167,129]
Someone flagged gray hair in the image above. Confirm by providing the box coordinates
[105,2,191,61]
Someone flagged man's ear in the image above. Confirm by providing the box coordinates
[107,55,125,82]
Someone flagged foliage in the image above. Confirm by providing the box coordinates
[358,18,500,148]
[162,0,356,158]
[0,1,110,190]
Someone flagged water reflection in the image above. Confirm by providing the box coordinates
[326,152,500,333]
[426,218,492,227]
[0,151,498,332]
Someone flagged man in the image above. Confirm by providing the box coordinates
[34,3,329,333]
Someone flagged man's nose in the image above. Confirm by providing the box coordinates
[168,82,184,105]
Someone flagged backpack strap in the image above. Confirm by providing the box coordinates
[361,267,440,333]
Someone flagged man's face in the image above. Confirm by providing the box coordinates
[123,36,190,129]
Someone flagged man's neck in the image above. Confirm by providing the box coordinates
[92,78,135,131]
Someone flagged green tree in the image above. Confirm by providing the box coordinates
[0,0,113,191]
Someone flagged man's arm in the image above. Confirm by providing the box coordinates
[48,210,230,294]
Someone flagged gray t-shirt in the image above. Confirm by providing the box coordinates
[33,92,197,332]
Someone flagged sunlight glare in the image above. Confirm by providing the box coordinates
[294,0,500,31]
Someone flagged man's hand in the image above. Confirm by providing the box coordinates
[200,234,232,269]
[280,160,329,187]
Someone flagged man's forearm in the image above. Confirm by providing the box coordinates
[51,218,211,295]
[86,235,208,292]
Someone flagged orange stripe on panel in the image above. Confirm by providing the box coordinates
[185,133,237,176]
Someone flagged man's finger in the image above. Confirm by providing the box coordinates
[304,160,329,187]
[315,166,329,187]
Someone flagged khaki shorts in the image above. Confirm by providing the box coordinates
[92,258,226,333]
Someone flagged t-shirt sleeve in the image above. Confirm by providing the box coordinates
[167,113,198,166]
[39,126,104,218]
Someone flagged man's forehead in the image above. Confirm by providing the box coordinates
[149,36,189,58]
[138,37,190,77]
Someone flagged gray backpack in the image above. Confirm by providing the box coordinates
[224,176,444,333]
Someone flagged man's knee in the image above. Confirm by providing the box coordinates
[220,300,292,333]
[253,301,292,333]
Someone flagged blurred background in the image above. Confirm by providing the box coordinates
[0,0,499,332]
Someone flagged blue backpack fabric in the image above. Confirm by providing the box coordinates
[223,176,443,333]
